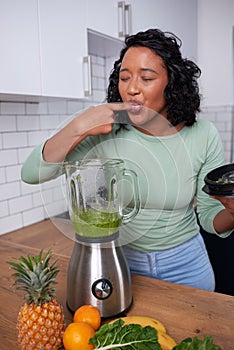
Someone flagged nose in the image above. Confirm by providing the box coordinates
[127,78,140,95]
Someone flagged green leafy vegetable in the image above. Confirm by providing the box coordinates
[89,319,161,350]
[172,335,222,350]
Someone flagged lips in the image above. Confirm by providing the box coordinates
[128,101,143,114]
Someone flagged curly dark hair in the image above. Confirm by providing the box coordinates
[106,28,201,127]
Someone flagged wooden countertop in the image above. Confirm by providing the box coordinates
[1,219,233,350]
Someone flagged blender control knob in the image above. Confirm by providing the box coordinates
[92,278,113,300]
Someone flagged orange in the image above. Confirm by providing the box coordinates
[63,322,95,350]
[73,304,101,331]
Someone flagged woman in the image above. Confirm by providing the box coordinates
[22,29,234,291]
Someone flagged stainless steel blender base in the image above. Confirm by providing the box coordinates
[66,234,133,318]
[66,298,133,320]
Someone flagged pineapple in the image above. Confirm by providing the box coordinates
[8,249,65,350]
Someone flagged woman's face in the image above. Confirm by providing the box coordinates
[118,46,169,132]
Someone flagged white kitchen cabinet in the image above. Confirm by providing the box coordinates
[0,0,41,96]
[39,0,89,99]
[39,0,130,99]
[86,0,132,40]
[86,0,119,39]
[0,0,129,100]
[127,0,157,34]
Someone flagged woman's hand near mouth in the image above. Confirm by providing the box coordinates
[42,102,132,163]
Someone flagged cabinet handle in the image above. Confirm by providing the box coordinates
[118,1,125,38]
[118,1,132,38]
[124,3,132,37]
[83,55,92,97]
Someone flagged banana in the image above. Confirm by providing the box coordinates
[109,315,177,350]
[109,315,167,333]
[157,331,177,350]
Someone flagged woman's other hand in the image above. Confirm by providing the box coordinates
[212,195,234,217]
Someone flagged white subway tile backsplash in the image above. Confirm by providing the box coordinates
[5,164,21,182]
[53,185,67,202]
[26,102,48,115]
[9,194,33,214]
[0,200,8,217]
[220,131,232,143]
[22,206,45,227]
[67,101,84,115]
[40,187,54,206]
[32,191,44,208]
[92,77,106,92]
[3,132,27,148]
[21,181,41,196]
[92,55,105,65]
[0,167,6,183]
[17,115,40,131]
[92,64,105,78]
[48,100,67,114]
[45,200,68,217]
[225,142,232,152]
[97,78,106,91]
[0,214,23,235]
[28,130,49,146]
[200,105,234,162]
[40,114,61,130]
[0,115,17,131]
[92,90,106,103]
[0,149,18,167]
[1,102,26,115]
[0,181,21,201]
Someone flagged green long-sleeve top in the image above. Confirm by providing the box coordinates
[21,119,231,251]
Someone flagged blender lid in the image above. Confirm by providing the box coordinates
[202,163,234,196]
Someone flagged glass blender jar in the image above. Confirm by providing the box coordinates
[64,158,140,318]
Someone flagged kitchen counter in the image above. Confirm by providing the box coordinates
[1,219,233,350]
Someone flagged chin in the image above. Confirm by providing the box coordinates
[128,113,147,125]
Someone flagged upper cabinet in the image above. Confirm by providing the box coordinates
[86,0,132,39]
[86,0,119,38]
[39,0,88,99]
[0,0,128,101]
[0,0,41,97]
[39,0,133,99]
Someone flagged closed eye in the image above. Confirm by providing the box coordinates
[119,76,130,81]
[142,77,154,81]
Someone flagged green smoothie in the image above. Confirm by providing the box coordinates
[71,209,122,238]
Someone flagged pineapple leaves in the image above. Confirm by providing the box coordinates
[8,249,59,304]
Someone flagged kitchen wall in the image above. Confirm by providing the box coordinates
[0,55,106,235]
[197,0,234,161]
[197,0,234,106]
[199,105,234,162]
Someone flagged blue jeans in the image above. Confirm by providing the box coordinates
[123,233,215,291]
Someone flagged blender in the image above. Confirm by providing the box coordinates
[64,158,140,318]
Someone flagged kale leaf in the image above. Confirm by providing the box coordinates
[172,335,222,350]
[89,319,161,350]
